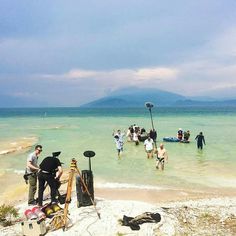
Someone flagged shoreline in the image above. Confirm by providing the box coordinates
[1,168,236,206]
[2,181,236,206]
[95,186,236,204]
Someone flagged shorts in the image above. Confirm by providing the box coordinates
[156,157,164,163]
[117,148,123,153]
[146,149,153,153]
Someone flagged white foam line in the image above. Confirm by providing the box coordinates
[95,182,167,190]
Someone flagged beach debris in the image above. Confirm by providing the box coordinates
[120,212,161,230]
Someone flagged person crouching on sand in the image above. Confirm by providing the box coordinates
[156,143,168,171]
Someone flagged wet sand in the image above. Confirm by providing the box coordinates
[0,137,38,155]
[95,186,236,204]
[1,172,236,206]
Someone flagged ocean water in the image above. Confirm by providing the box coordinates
[0,106,236,196]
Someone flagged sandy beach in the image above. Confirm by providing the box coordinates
[1,184,236,236]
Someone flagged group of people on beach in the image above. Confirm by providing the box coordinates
[25,145,63,207]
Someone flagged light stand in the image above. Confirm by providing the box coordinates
[83,150,96,172]
[145,102,157,148]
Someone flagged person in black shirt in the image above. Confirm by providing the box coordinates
[149,129,157,148]
[195,132,206,149]
[37,155,63,207]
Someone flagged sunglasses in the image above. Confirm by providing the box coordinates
[37,149,42,152]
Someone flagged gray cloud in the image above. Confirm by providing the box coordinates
[1,0,236,105]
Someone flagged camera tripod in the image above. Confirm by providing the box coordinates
[50,158,100,231]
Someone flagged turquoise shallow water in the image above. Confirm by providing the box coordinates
[0,107,236,193]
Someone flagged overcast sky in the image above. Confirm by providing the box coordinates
[1,0,236,106]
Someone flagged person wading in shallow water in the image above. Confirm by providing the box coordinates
[144,136,154,159]
[26,145,42,206]
[156,143,168,171]
[114,135,123,158]
[195,132,206,149]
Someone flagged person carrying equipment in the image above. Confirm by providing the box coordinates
[37,154,63,207]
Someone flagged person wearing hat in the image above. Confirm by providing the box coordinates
[177,128,183,140]
[37,154,63,207]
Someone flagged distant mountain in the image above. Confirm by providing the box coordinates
[81,87,186,107]
[81,87,236,108]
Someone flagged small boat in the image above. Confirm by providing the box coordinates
[163,137,180,142]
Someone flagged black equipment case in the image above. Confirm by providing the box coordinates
[76,170,94,207]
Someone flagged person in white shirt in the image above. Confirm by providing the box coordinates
[156,143,168,170]
[144,136,154,159]
[114,135,123,158]
[133,131,139,145]
[113,129,125,144]
[126,127,133,142]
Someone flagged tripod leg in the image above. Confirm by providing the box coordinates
[76,167,101,219]
[63,168,75,229]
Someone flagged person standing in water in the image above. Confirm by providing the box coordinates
[156,143,168,170]
[113,129,125,148]
[195,132,206,149]
[144,136,154,159]
[177,128,183,141]
[183,130,190,141]
[114,135,123,158]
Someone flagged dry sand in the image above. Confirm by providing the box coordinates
[1,185,236,236]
